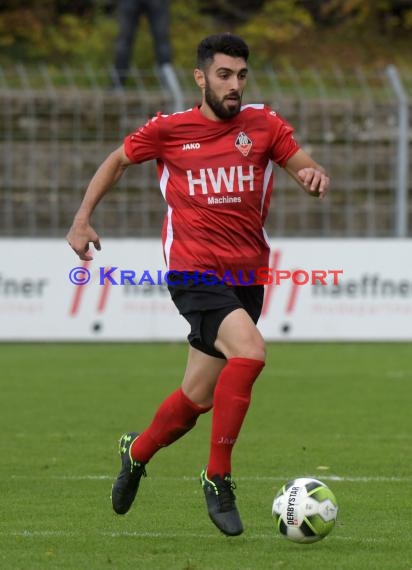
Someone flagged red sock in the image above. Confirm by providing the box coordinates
[207,357,265,479]
[131,388,211,463]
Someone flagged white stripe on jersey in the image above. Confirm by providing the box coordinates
[260,160,273,215]
[262,226,271,249]
[159,164,173,267]
[164,205,174,268]
[159,164,169,198]
[240,103,265,111]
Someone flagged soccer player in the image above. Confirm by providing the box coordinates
[66,33,329,536]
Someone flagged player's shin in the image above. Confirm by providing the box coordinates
[207,357,265,478]
[131,387,211,463]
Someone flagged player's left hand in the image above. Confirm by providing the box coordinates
[297,168,329,200]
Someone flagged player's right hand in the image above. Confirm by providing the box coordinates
[66,222,101,261]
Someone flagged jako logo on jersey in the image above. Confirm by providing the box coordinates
[182,142,201,150]
[235,131,252,156]
[186,166,254,195]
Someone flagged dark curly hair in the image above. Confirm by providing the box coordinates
[196,33,249,70]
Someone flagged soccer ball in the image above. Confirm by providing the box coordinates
[272,477,338,543]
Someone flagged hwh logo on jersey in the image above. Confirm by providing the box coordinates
[186,166,255,196]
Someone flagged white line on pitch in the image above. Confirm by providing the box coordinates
[9,474,412,483]
[0,530,384,544]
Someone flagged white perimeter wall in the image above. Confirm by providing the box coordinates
[0,238,411,341]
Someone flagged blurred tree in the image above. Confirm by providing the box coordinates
[377,0,412,31]
[56,1,96,16]
[0,0,96,15]
[0,0,109,61]
[198,0,266,25]
[0,0,410,66]
[237,0,313,64]
[298,0,412,30]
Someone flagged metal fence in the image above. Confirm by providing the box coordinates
[0,64,411,238]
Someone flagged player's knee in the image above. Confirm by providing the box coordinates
[240,339,266,362]
[218,335,266,362]
[214,309,266,361]
[236,326,266,361]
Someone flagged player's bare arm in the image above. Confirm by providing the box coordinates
[284,148,330,200]
[67,145,132,260]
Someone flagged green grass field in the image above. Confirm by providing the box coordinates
[1,343,411,570]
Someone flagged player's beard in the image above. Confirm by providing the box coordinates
[204,78,242,120]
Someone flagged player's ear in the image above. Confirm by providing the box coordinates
[194,68,205,89]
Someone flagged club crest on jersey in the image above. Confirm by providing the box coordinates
[235,131,252,157]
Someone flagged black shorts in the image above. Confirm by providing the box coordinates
[168,273,264,359]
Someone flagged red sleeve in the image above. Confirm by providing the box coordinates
[266,108,300,167]
[124,113,162,164]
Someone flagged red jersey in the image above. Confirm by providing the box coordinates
[124,104,299,284]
